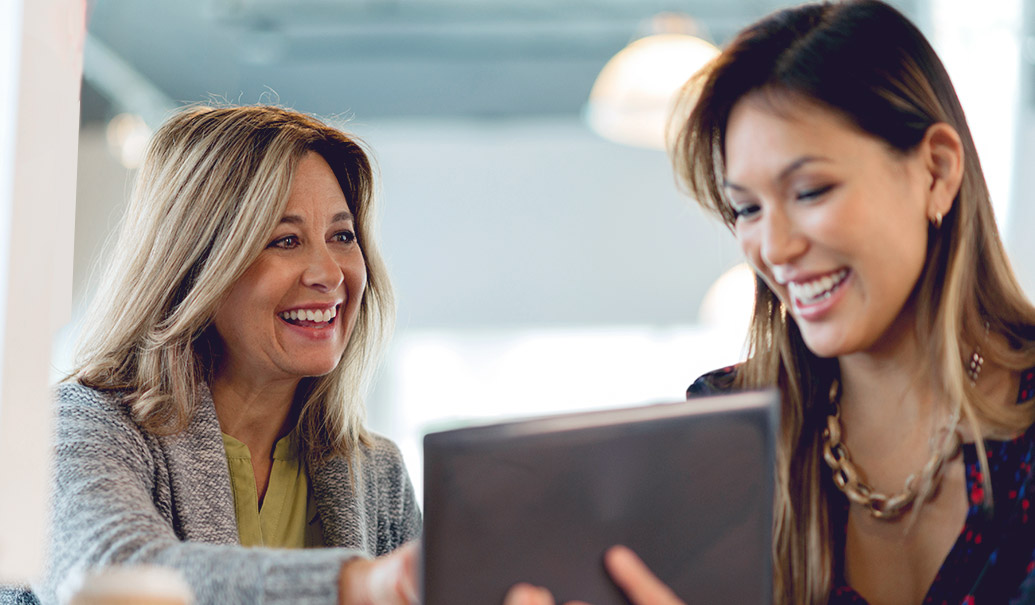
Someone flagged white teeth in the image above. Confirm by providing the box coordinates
[788,269,848,304]
[278,306,338,324]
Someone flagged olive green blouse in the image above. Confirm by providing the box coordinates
[222,430,324,548]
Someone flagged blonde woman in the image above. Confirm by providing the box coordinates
[37,106,420,605]
[509,1,1035,604]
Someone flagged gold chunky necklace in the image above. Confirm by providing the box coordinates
[821,327,986,520]
[821,379,964,520]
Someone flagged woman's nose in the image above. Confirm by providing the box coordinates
[759,207,807,268]
[301,244,344,292]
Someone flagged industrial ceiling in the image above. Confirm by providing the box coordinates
[80,0,920,124]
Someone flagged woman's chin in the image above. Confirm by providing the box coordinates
[280,356,343,380]
[304,362,342,378]
[798,331,849,360]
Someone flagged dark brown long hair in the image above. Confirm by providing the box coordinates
[669,1,1035,601]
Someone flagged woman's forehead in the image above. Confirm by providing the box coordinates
[722,93,870,178]
[727,89,848,136]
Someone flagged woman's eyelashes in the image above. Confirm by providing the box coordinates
[332,230,357,245]
[269,234,300,249]
[733,203,761,220]
[731,184,836,220]
[796,184,835,201]
[267,229,357,250]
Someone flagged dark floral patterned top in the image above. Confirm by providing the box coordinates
[688,367,1035,605]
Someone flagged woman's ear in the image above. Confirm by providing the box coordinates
[922,122,965,222]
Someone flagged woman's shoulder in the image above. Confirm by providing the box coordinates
[316,434,416,507]
[686,364,740,399]
[54,381,135,419]
[50,383,159,491]
[314,433,410,480]
[56,380,125,404]
[362,432,409,470]
[53,381,149,442]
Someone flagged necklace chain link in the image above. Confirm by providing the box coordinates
[821,323,987,520]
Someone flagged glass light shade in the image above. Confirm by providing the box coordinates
[105,112,151,170]
[699,262,756,334]
[585,33,719,150]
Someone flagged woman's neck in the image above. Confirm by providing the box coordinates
[835,315,1019,438]
[835,320,945,456]
[209,368,301,455]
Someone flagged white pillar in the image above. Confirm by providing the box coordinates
[0,0,83,583]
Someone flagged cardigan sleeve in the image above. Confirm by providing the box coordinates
[369,435,422,552]
[36,384,369,605]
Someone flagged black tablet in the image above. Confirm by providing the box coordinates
[422,389,778,604]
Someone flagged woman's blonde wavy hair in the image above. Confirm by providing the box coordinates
[73,105,394,467]
[668,1,1035,602]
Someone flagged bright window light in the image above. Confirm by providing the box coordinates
[929,0,1022,238]
[373,324,748,504]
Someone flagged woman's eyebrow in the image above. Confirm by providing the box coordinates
[776,156,832,181]
[723,155,833,191]
[277,210,354,225]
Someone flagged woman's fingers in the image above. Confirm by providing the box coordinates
[504,583,556,605]
[371,541,420,603]
[340,541,420,605]
[604,545,686,605]
[505,546,687,605]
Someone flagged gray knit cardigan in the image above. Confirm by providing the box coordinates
[35,383,422,605]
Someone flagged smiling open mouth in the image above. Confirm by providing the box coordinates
[788,269,849,306]
[277,305,339,326]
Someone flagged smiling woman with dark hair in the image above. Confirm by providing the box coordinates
[36,106,420,605]
[509,1,1035,604]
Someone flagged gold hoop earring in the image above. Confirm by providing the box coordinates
[931,211,943,229]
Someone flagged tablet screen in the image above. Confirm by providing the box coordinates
[422,390,777,604]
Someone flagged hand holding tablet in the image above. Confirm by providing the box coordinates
[339,542,421,605]
[504,546,685,605]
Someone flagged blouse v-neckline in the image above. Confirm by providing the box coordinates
[831,368,1035,604]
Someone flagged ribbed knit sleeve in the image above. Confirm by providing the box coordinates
[369,435,422,549]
